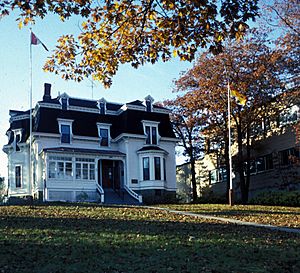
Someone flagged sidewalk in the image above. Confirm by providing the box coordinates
[147,206,300,234]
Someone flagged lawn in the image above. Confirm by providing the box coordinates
[162,204,300,228]
[0,204,299,273]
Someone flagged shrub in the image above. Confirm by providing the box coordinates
[250,191,300,207]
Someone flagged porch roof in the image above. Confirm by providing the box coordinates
[42,147,126,157]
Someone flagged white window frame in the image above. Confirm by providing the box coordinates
[15,165,22,188]
[57,118,74,144]
[144,95,154,112]
[97,123,112,147]
[142,120,160,145]
[48,155,73,180]
[139,153,166,181]
[75,158,96,181]
[59,93,70,110]
[12,129,22,152]
[97,98,107,115]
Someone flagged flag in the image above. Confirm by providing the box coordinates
[230,89,247,106]
[31,32,49,51]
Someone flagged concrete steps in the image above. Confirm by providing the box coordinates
[104,189,141,205]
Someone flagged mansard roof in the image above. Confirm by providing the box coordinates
[5,86,175,144]
[34,107,174,139]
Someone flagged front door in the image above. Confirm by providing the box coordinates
[101,160,120,190]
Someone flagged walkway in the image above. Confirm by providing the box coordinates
[146,206,300,234]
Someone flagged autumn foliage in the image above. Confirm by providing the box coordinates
[0,0,259,87]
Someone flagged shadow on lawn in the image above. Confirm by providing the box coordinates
[182,209,300,216]
[0,214,300,273]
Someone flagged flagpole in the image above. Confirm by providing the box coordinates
[29,28,33,197]
[227,81,234,206]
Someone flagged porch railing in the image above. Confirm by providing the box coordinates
[96,184,105,203]
[124,185,143,203]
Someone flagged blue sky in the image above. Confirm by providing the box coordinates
[0,12,193,179]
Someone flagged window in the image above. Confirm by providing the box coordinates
[143,122,159,145]
[163,158,166,181]
[265,154,274,170]
[154,157,161,180]
[145,126,151,144]
[58,119,73,144]
[60,93,69,110]
[278,105,299,126]
[209,167,227,184]
[256,157,266,173]
[61,98,68,110]
[143,157,150,180]
[49,162,56,178]
[152,127,157,145]
[61,125,70,144]
[144,95,154,112]
[48,156,73,179]
[97,123,111,147]
[140,154,166,181]
[15,166,21,188]
[100,128,109,146]
[279,148,299,166]
[97,98,107,114]
[15,133,21,151]
[99,103,105,114]
[146,100,152,112]
[12,130,22,152]
[75,158,95,180]
[243,154,274,175]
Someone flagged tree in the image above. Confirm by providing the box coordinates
[174,29,287,204]
[164,94,205,202]
[1,0,259,87]
[261,0,299,85]
[0,176,5,203]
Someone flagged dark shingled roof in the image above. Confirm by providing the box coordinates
[137,146,167,152]
[127,100,144,107]
[5,96,175,145]
[40,97,123,111]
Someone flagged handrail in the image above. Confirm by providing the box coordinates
[124,185,143,203]
[96,184,105,203]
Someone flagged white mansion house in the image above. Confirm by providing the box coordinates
[3,84,177,204]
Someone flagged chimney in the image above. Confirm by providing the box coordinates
[43,83,51,101]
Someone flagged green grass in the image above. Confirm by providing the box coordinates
[0,204,299,273]
[162,204,300,228]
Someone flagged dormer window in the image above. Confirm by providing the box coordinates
[97,123,111,147]
[13,129,22,152]
[144,95,154,112]
[58,119,73,144]
[146,100,151,112]
[59,93,69,110]
[97,98,107,115]
[142,120,160,145]
[61,98,68,110]
[61,125,71,143]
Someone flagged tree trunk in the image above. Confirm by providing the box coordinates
[190,157,198,202]
[237,124,248,204]
[245,125,251,198]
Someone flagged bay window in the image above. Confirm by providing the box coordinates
[154,157,161,180]
[140,153,166,181]
[143,157,150,180]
